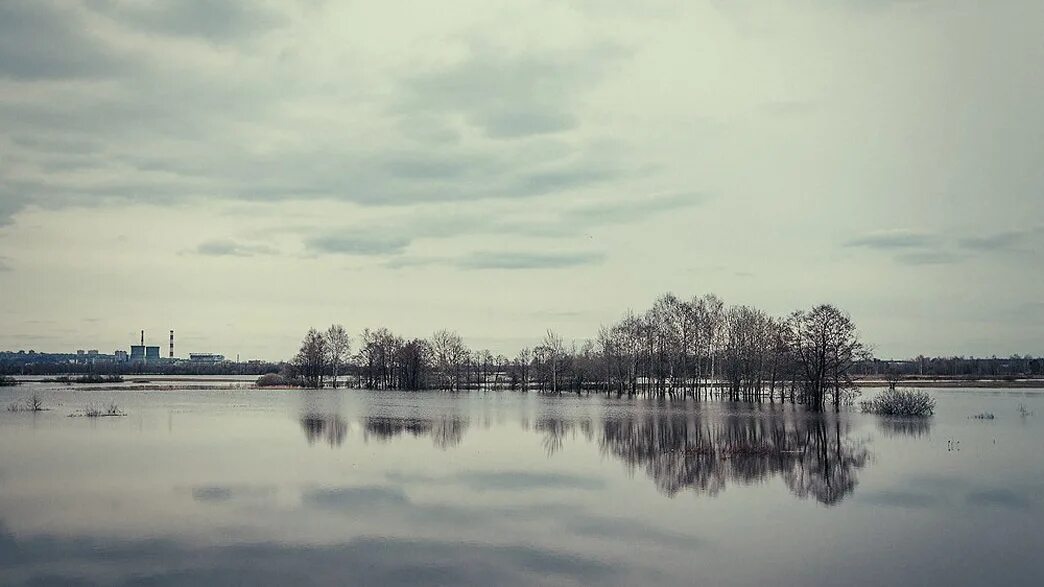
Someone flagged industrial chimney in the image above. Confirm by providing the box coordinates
[169,330,174,359]
[141,330,144,346]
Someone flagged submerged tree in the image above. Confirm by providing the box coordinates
[324,324,351,389]
[786,304,865,411]
[294,328,329,389]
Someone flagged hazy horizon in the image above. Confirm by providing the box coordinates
[1,0,1042,360]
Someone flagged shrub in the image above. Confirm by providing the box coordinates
[6,393,44,412]
[78,402,126,418]
[0,375,19,387]
[860,388,935,417]
[73,373,123,384]
[256,373,290,387]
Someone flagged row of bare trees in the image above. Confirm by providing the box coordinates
[287,293,866,410]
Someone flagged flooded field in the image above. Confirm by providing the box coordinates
[1,384,1042,586]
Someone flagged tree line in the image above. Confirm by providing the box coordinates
[286,292,869,411]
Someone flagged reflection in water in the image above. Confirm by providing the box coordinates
[331,406,870,504]
[534,416,594,456]
[300,407,871,503]
[300,414,348,447]
[599,408,870,505]
[876,417,933,438]
[363,415,470,450]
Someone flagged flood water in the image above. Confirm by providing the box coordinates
[1,383,1042,586]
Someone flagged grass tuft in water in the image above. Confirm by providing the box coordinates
[860,388,935,417]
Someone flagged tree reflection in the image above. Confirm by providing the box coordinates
[876,417,933,438]
[534,416,594,456]
[300,414,348,447]
[363,415,470,450]
[599,408,870,504]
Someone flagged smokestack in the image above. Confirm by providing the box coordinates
[169,330,174,358]
[141,330,144,346]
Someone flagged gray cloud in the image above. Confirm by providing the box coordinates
[382,249,607,270]
[895,251,967,266]
[195,239,277,257]
[0,2,129,80]
[958,226,1044,252]
[305,234,411,256]
[400,43,625,140]
[845,229,938,250]
[388,253,595,271]
[456,251,605,270]
[293,191,704,260]
[0,7,636,227]
[847,224,1042,266]
[85,0,287,42]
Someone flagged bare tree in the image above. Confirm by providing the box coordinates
[786,304,865,411]
[324,324,351,389]
[431,329,468,391]
[515,347,532,391]
[541,329,565,394]
[294,328,329,389]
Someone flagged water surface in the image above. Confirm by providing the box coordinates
[1,384,1042,586]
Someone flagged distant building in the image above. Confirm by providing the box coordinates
[87,350,99,355]
[76,349,85,356]
[189,353,225,363]
[130,345,145,361]
[145,346,161,361]
[114,350,129,362]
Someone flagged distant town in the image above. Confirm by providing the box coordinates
[0,329,277,376]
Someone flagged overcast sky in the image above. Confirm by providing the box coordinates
[0,0,1041,360]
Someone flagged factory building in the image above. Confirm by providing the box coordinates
[129,330,164,363]
[189,353,225,363]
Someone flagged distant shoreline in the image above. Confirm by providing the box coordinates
[854,377,1044,389]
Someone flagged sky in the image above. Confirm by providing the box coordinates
[0,0,1041,361]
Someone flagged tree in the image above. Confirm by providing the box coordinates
[324,324,351,389]
[515,347,532,391]
[430,329,468,391]
[540,330,565,394]
[786,304,865,411]
[294,328,328,389]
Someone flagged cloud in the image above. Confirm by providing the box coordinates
[894,251,966,266]
[194,239,277,257]
[845,229,937,250]
[399,43,626,140]
[300,191,705,261]
[0,2,130,80]
[958,226,1044,252]
[84,0,287,43]
[305,234,411,256]
[455,251,606,270]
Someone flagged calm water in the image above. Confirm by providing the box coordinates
[1,383,1042,586]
